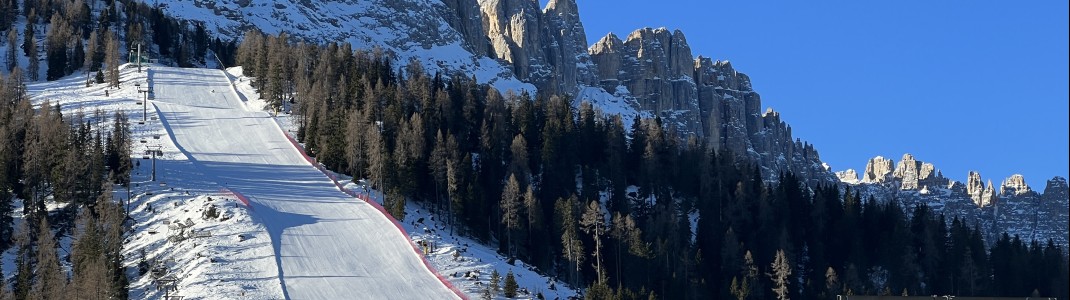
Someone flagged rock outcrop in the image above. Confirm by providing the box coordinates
[443,0,488,55]
[862,156,894,183]
[472,1,832,184]
[838,157,1068,249]
[836,169,859,184]
[1043,176,1069,200]
[999,174,1031,196]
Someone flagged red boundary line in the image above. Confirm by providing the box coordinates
[220,188,253,209]
[270,118,468,299]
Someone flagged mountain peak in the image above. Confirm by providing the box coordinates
[544,0,578,15]
[862,156,894,183]
[1043,176,1069,198]
[1000,174,1032,196]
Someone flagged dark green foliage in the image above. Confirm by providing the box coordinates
[504,270,519,298]
[240,32,1068,300]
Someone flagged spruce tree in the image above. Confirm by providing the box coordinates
[31,218,67,299]
[503,270,518,298]
[104,31,119,88]
[769,249,791,300]
[500,173,521,258]
[5,28,16,71]
[489,269,501,296]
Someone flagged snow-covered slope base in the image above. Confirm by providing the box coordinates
[149,66,461,299]
[25,65,463,299]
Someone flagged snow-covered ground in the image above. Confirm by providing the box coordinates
[13,65,579,299]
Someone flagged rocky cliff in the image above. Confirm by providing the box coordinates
[155,0,1063,247]
[157,0,833,184]
[840,154,1069,249]
[480,1,832,183]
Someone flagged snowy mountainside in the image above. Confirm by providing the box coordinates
[22,64,575,299]
[836,154,1069,249]
[152,0,834,185]
[148,0,535,94]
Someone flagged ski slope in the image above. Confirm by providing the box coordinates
[149,67,461,299]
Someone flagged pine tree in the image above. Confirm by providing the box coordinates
[730,276,750,300]
[769,249,791,300]
[104,31,119,88]
[21,9,33,57]
[824,267,839,298]
[580,199,607,284]
[508,134,529,183]
[12,220,32,300]
[26,25,38,81]
[87,29,101,71]
[503,270,518,298]
[6,28,16,71]
[490,269,501,296]
[500,173,521,258]
[557,195,584,286]
[31,218,67,299]
[45,12,69,81]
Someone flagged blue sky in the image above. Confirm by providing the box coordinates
[543,0,1069,188]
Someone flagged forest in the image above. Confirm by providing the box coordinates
[0,0,223,299]
[233,30,1070,299]
[0,0,1066,298]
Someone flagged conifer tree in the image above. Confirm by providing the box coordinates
[5,29,16,71]
[580,199,607,284]
[770,249,791,300]
[557,195,584,286]
[26,24,38,81]
[490,269,501,296]
[104,31,119,88]
[503,270,518,298]
[500,173,521,257]
[31,218,67,299]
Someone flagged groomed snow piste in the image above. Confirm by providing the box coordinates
[149,66,461,299]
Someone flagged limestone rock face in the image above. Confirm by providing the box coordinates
[542,0,597,93]
[590,33,623,92]
[982,179,997,207]
[965,172,997,207]
[1043,177,1069,200]
[836,169,859,184]
[480,0,550,84]
[862,156,894,183]
[893,154,921,190]
[967,171,985,202]
[891,154,945,190]
[839,159,1068,249]
[477,0,595,95]
[443,0,489,56]
[472,1,834,185]
[590,28,700,129]
[999,174,1031,196]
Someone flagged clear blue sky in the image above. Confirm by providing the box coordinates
[542,0,1069,189]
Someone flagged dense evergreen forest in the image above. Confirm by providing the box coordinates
[234,30,1068,299]
[1,0,1066,298]
[1,0,233,299]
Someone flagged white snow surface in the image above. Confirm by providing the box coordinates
[24,65,462,299]
[148,66,461,299]
[19,65,576,299]
[150,0,535,95]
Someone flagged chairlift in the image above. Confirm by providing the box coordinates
[153,135,161,139]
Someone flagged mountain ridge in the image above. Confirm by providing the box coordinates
[151,0,1066,247]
